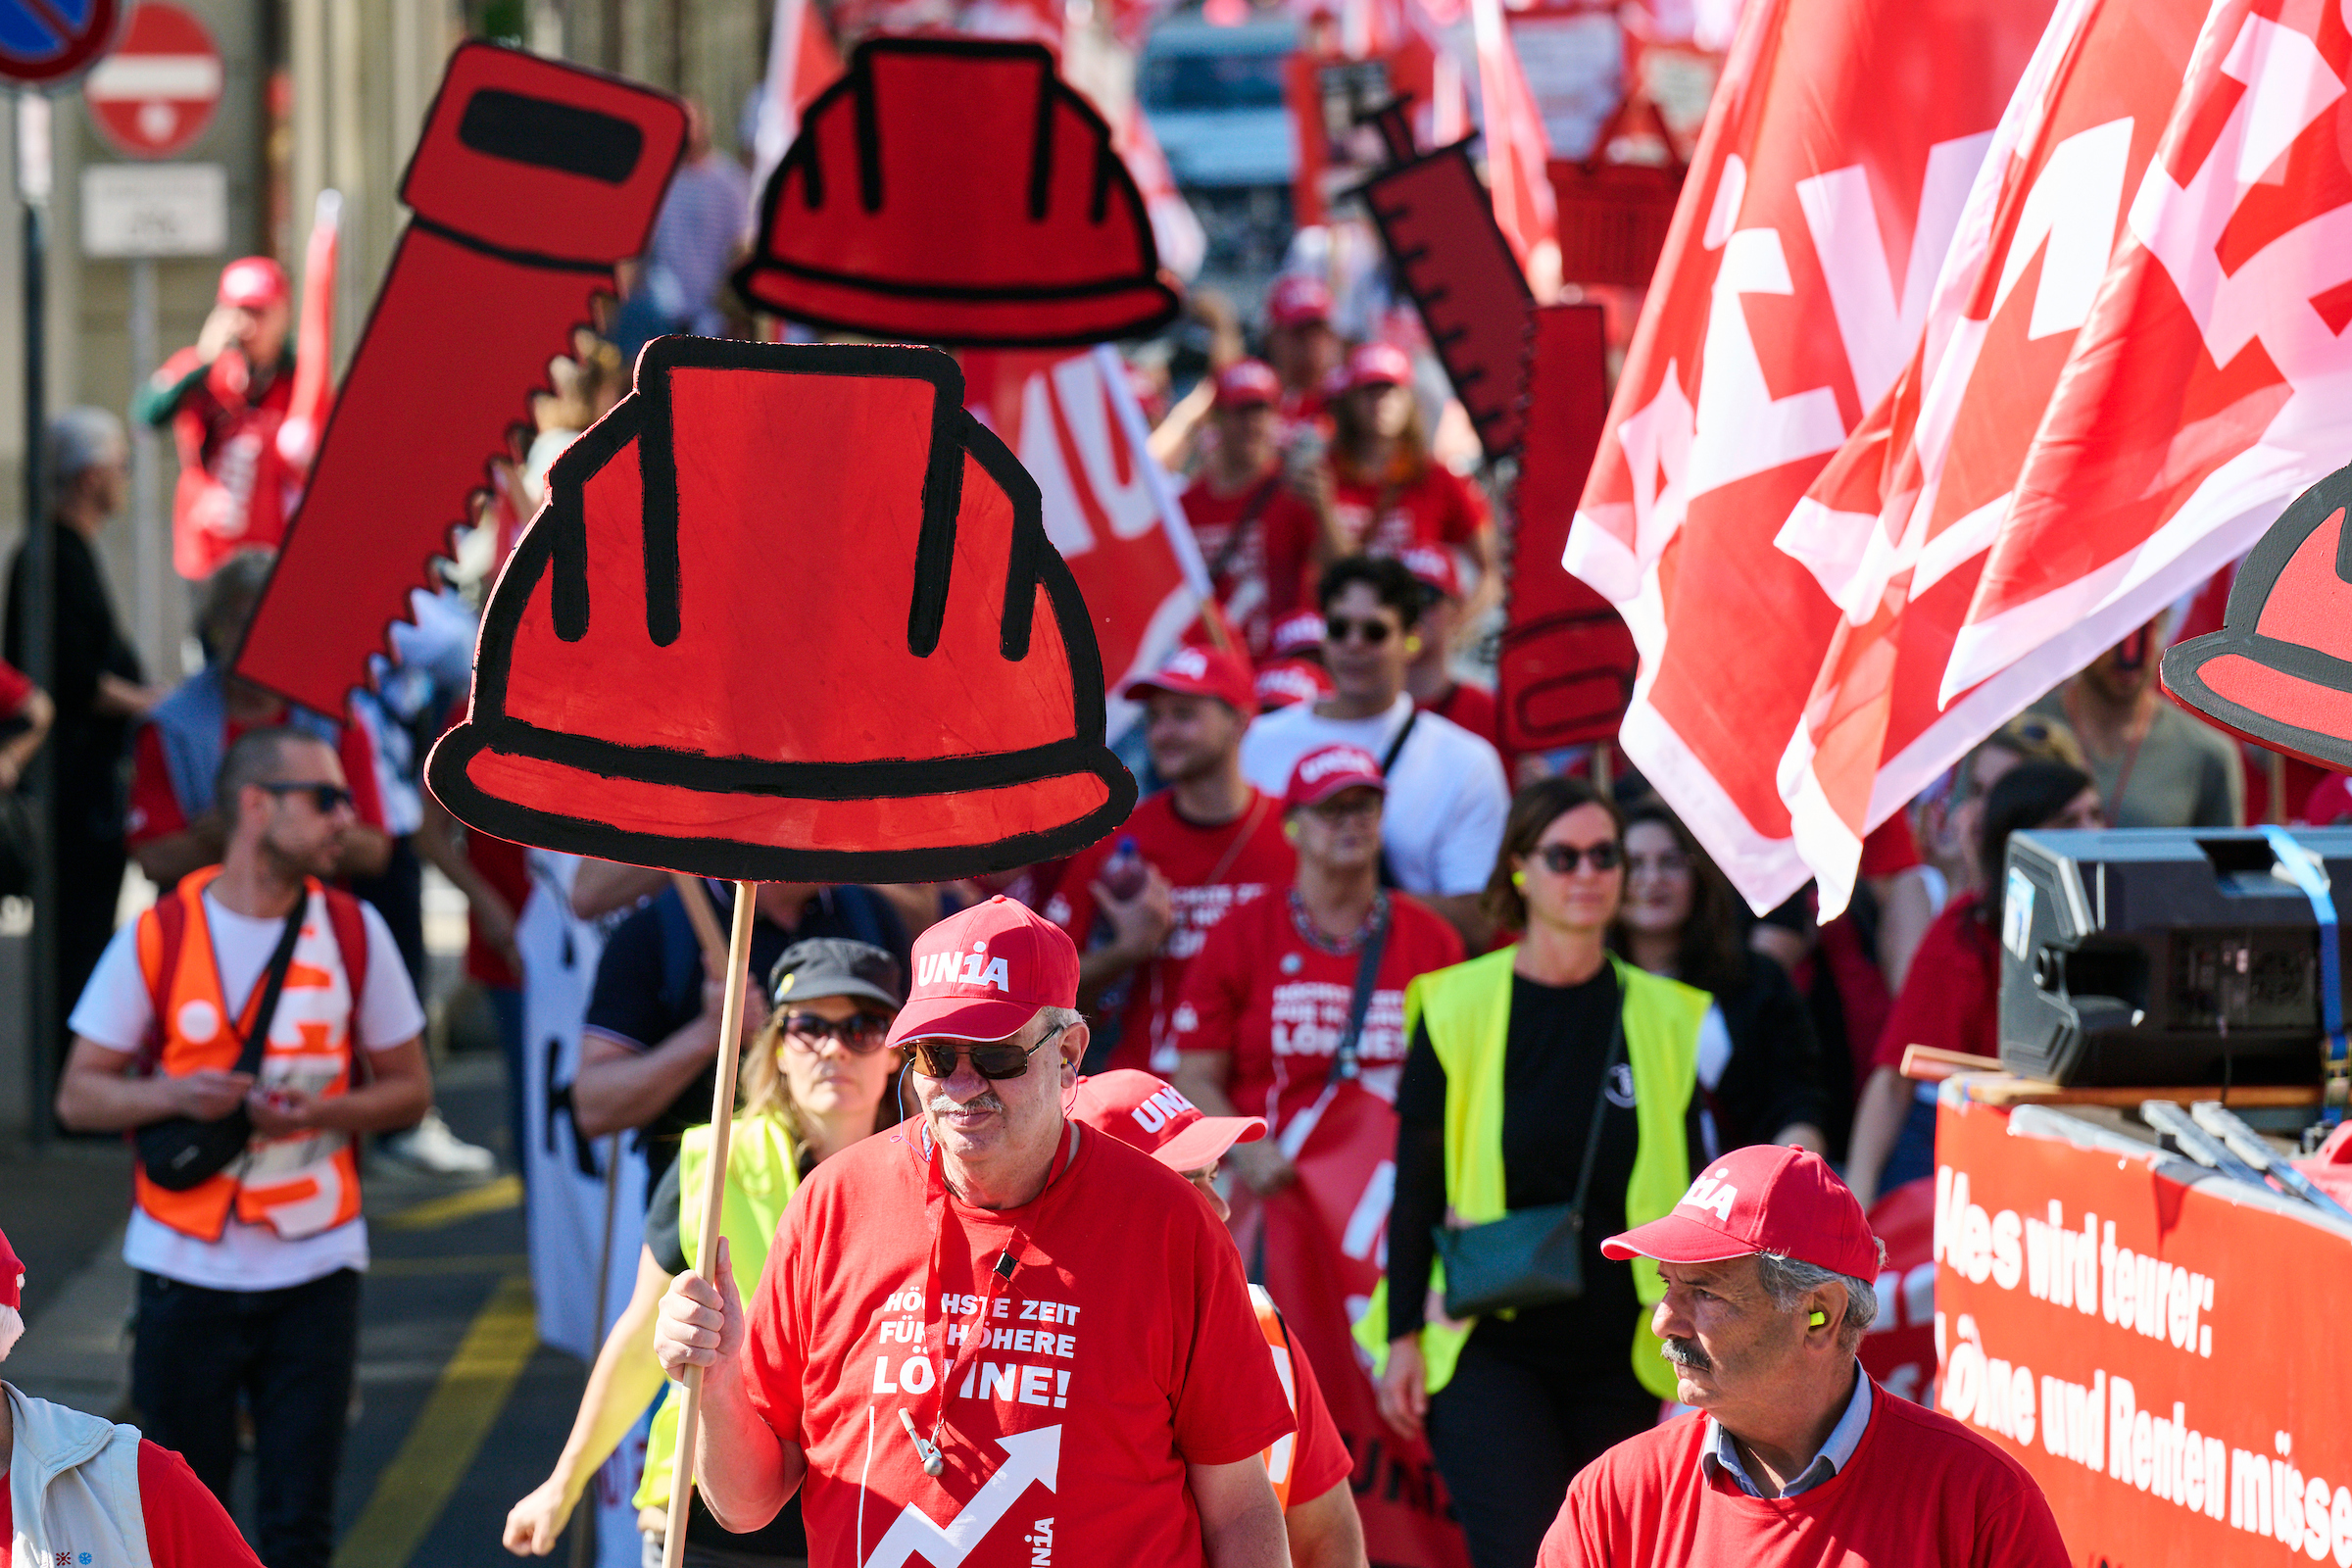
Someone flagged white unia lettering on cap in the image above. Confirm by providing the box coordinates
[1682,1172,1739,1223]
[1167,648,1206,678]
[1301,748,1373,783]
[1129,1086,1196,1134]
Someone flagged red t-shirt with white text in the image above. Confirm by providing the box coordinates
[1537,1393,2069,1568]
[0,1438,263,1566]
[1171,891,1464,1131]
[741,1122,1295,1568]
[1046,789,1295,1075]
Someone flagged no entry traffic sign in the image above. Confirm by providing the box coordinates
[83,2,218,159]
[0,0,122,86]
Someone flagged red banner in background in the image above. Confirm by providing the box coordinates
[962,348,1208,732]
[1934,1098,2352,1562]
[1856,1175,1936,1406]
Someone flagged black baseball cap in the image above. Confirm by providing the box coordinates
[768,938,906,1010]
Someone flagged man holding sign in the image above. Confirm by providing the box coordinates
[654,897,1294,1567]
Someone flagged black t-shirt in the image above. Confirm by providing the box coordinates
[1705,950,1832,1152]
[7,527,142,836]
[582,882,908,1184]
[1389,966,1701,1390]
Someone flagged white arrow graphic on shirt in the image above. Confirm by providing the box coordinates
[861,1425,1061,1568]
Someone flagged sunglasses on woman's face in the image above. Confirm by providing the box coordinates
[1533,840,1624,875]
[906,1022,1067,1081]
[778,1012,894,1054]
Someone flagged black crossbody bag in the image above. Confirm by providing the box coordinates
[136,899,306,1192]
[1435,1014,1625,1319]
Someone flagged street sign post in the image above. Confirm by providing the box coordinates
[83,2,219,158]
[0,0,122,87]
[80,159,223,253]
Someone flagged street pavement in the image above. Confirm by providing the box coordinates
[4,1046,606,1568]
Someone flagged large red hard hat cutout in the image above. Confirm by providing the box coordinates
[427,337,1136,883]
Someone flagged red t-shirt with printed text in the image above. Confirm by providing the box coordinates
[0,1438,263,1566]
[1180,470,1286,662]
[1171,891,1464,1132]
[125,711,387,846]
[1260,463,1489,620]
[741,1122,1295,1568]
[1536,1391,2070,1567]
[1046,789,1295,1076]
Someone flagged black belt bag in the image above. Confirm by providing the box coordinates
[135,898,305,1192]
[1435,1017,1623,1320]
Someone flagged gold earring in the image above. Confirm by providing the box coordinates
[1405,636,1423,655]
[1284,821,1300,844]
[1511,869,1526,889]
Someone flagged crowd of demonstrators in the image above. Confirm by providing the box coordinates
[654,899,1297,1568]
[1374,779,1712,1568]
[1611,800,1831,1154]
[135,258,299,580]
[0,1223,264,1566]
[1046,643,1293,1076]
[1844,762,2103,1209]
[54,726,436,1568]
[6,407,163,1061]
[1240,557,1509,949]
[570,877,909,1186]
[1261,276,1344,432]
[506,939,906,1564]
[1170,744,1463,1194]
[1178,363,1287,660]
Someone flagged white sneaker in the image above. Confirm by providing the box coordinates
[380,1108,497,1176]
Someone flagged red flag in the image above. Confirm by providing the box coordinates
[1567,0,2051,909]
[1469,0,1558,288]
[1949,0,2352,704]
[1774,0,2205,914]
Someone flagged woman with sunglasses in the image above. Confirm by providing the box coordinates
[1610,799,1831,1153]
[1368,778,1714,1568]
[504,938,906,1565]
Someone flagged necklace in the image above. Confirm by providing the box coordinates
[1289,886,1387,956]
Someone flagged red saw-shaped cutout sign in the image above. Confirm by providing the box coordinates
[732,36,1179,348]
[425,338,1138,884]
[233,43,687,715]
[2165,462,2352,770]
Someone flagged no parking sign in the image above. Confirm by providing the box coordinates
[0,0,122,86]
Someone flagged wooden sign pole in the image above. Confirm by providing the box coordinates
[661,879,759,1568]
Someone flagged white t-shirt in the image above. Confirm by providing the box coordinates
[1240,692,1510,898]
[71,891,427,1292]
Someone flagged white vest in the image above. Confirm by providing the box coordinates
[5,1384,153,1568]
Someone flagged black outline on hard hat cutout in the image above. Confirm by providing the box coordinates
[729,35,1181,347]
[425,335,1136,883]
[2164,461,2352,772]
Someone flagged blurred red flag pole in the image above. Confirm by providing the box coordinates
[275,189,339,476]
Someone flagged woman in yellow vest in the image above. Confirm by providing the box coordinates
[502,939,906,1565]
[1366,778,1713,1568]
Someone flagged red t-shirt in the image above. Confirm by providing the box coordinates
[1272,1298,1353,1506]
[1428,680,1499,752]
[126,710,387,847]
[1045,790,1295,1075]
[1260,462,1489,620]
[0,1438,264,1566]
[1872,892,1999,1073]
[740,1122,1295,1568]
[1171,891,1465,1131]
[1537,1392,2069,1567]
[1181,469,1286,661]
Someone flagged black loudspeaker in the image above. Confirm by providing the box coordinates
[1998,828,2352,1087]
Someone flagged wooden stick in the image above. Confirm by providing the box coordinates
[669,872,731,972]
[662,880,759,1568]
[1898,1045,2005,1083]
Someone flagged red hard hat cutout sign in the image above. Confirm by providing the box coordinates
[84,2,219,159]
[426,338,1138,884]
[733,36,1180,347]
[2164,463,2352,771]
[232,44,687,715]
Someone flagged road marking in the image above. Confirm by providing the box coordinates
[368,1251,530,1278]
[334,1273,537,1568]
[378,1173,521,1231]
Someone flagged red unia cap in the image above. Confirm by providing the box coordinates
[1601,1144,1880,1281]
[1067,1070,1265,1172]
[1266,274,1333,329]
[1285,743,1386,809]
[886,896,1081,1048]
[1124,642,1257,715]
[218,256,290,310]
[1346,341,1414,391]
[1212,360,1282,410]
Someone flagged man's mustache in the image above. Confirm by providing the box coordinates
[928,1091,1004,1118]
[1663,1337,1712,1371]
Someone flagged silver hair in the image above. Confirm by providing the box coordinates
[45,407,125,487]
[1756,1245,1885,1350]
[1036,1005,1084,1036]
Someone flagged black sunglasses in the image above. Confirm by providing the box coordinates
[1325,614,1395,646]
[778,1012,894,1054]
[1535,841,1623,874]
[907,1022,1067,1082]
[257,781,355,813]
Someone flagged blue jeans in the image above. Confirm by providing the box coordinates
[132,1266,361,1568]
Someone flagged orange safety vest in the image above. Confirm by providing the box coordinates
[131,866,368,1242]
[1250,1285,1301,1510]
